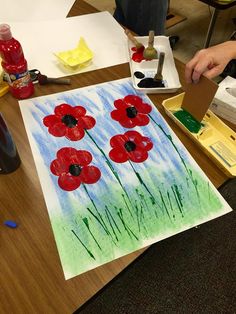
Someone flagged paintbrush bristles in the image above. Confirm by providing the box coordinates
[143,30,158,60]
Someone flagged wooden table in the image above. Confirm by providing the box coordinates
[0,1,231,313]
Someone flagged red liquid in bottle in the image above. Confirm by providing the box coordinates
[0,24,34,99]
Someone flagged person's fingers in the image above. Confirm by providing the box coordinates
[191,58,213,83]
[191,69,201,84]
[203,64,225,79]
[185,67,193,84]
[185,57,198,83]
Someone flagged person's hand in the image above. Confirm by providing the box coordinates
[185,41,236,84]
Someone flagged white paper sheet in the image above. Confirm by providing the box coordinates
[7,12,129,78]
[0,0,75,22]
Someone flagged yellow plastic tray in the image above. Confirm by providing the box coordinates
[162,92,236,177]
[54,37,93,70]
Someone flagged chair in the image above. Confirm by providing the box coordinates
[198,0,236,47]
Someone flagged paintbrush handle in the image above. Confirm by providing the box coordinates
[148,30,155,48]
[47,77,71,85]
[38,74,71,85]
[156,52,165,79]
[124,29,142,48]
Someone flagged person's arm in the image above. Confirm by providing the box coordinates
[185,41,236,84]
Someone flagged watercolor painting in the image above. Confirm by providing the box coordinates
[19,78,232,279]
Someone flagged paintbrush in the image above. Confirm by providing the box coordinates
[124,29,144,52]
[154,51,165,83]
[38,74,71,85]
[143,30,157,60]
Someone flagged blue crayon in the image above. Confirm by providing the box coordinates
[4,220,18,228]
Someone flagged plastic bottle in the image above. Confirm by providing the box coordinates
[0,112,21,174]
[0,24,34,99]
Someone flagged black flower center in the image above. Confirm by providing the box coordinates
[61,114,78,128]
[124,141,136,152]
[69,164,82,176]
[126,106,138,118]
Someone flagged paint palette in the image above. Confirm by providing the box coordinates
[128,36,181,94]
[163,93,236,177]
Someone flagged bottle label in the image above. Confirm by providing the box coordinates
[4,70,31,89]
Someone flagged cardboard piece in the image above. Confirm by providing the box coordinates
[182,76,218,122]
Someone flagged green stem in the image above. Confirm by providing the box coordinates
[83,184,117,245]
[129,160,156,205]
[134,199,147,234]
[105,205,122,234]
[116,207,139,240]
[173,184,183,207]
[158,189,172,222]
[87,207,110,237]
[149,114,200,197]
[85,130,134,212]
[83,185,109,233]
[167,191,175,219]
[104,206,119,241]
[71,229,95,260]
[139,202,148,234]
[207,181,211,201]
[82,218,102,251]
[171,185,184,217]
[134,201,140,232]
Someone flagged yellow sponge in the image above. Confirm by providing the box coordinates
[54,37,93,70]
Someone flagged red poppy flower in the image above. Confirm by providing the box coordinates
[111,95,152,128]
[50,147,101,191]
[109,130,153,163]
[43,103,95,141]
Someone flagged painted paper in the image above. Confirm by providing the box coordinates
[19,78,232,279]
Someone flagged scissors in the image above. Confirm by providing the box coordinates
[28,69,41,83]
[2,69,41,83]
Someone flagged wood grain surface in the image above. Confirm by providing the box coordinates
[0,1,230,313]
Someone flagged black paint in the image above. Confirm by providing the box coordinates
[61,114,78,128]
[126,106,138,118]
[69,164,82,176]
[137,78,165,88]
[134,71,145,79]
[125,141,136,152]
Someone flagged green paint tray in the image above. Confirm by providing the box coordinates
[162,92,236,177]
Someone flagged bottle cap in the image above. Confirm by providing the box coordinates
[0,24,12,41]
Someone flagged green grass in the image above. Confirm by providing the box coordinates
[50,165,222,279]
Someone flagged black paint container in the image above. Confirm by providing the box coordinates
[0,113,21,174]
